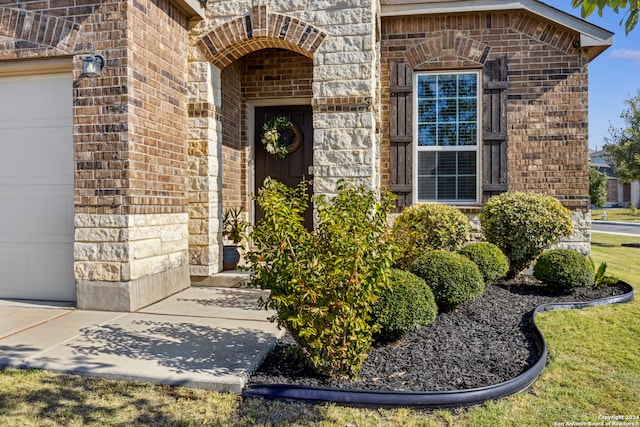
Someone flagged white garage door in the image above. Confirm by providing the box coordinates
[0,71,74,302]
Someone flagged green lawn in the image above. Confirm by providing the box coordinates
[1,233,639,426]
[592,207,640,223]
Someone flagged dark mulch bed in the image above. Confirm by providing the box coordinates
[249,277,628,392]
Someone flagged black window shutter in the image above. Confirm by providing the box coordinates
[389,62,413,208]
[483,56,508,201]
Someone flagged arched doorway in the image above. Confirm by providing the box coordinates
[219,48,314,227]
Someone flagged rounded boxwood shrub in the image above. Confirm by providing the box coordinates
[479,192,573,277]
[410,250,484,311]
[533,248,595,293]
[458,242,509,284]
[372,269,438,341]
[392,203,470,269]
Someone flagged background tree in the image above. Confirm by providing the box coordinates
[589,167,608,207]
[603,89,640,182]
[572,0,638,34]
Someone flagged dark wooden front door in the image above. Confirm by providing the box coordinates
[255,105,313,228]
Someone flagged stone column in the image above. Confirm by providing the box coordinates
[187,60,224,276]
[310,0,380,196]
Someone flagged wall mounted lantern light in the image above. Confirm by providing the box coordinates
[82,55,105,77]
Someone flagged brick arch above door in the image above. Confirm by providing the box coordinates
[196,5,327,69]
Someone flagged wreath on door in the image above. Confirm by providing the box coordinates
[260,116,302,159]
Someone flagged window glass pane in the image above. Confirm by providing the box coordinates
[458,74,477,93]
[418,151,436,175]
[458,98,476,122]
[437,176,457,199]
[458,176,476,200]
[418,99,436,123]
[458,151,476,174]
[418,124,437,146]
[418,177,436,200]
[438,99,457,123]
[417,76,437,98]
[437,152,456,174]
[437,123,456,146]
[438,75,457,98]
[458,123,477,146]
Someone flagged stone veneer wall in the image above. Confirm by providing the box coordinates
[380,11,592,252]
[192,1,380,197]
[75,213,189,311]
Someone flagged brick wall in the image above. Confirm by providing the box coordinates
[127,0,189,214]
[73,0,192,309]
[380,11,590,212]
[73,0,129,215]
[220,61,243,210]
[241,48,313,100]
[73,0,189,215]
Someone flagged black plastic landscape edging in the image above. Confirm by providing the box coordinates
[243,282,635,409]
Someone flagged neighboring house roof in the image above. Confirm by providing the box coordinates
[380,0,613,61]
[589,151,617,177]
[589,151,610,165]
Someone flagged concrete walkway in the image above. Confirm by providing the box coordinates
[0,285,283,394]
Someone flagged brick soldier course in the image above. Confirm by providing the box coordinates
[0,0,612,311]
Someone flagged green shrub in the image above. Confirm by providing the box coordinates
[479,192,573,276]
[391,203,470,269]
[248,178,396,380]
[533,248,595,292]
[410,250,484,311]
[372,269,438,341]
[458,242,509,284]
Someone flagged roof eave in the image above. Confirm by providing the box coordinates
[380,0,613,62]
[169,0,206,23]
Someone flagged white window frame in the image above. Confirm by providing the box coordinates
[413,70,482,205]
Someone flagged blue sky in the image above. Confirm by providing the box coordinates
[543,0,640,151]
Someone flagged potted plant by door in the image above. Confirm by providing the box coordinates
[222,207,249,270]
